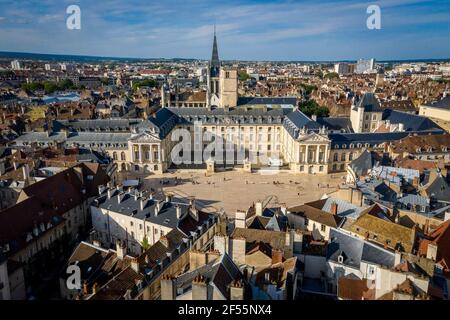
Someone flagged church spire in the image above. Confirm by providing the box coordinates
[210,25,220,77]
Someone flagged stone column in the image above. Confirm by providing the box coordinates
[158,145,162,163]
[139,144,143,163]
[149,144,153,163]
[305,145,309,164]
[316,145,320,164]
[325,144,329,164]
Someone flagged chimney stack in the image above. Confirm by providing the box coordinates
[331,202,338,216]
[230,279,245,300]
[160,275,176,300]
[116,239,126,260]
[140,198,146,211]
[22,163,30,181]
[192,275,209,300]
[255,202,263,216]
[155,200,161,216]
[189,196,196,209]
[165,193,172,203]
[131,258,140,273]
[117,192,124,204]
[107,188,112,199]
[176,205,182,219]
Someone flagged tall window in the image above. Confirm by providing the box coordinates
[113,152,118,160]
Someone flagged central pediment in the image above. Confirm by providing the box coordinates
[129,131,161,143]
[297,132,330,143]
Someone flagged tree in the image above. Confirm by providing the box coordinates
[324,72,339,80]
[299,100,329,117]
[239,71,250,82]
[133,79,157,91]
[43,81,58,94]
[141,236,151,251]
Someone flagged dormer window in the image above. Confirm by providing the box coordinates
[338,255,344,263]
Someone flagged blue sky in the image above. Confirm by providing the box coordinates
[0,0,449,60]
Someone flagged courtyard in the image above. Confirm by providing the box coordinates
[118,169,347,217]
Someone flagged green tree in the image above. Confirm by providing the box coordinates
[43,81,58,94]
[141,236,151,251]
[239,71,250,81]
[299,100,329,117]
[324,72,339,80]
[133,79,157,91]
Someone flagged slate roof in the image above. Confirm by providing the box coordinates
[316,117,353,133]
[168,106,288,125]
[355,93,382,112]
[424,96,450,110]
[237,97,297,107]
[327,228,395,269]
[307,198,367,220]
[397,194,430,208]
[382,109,443,132]
[95,188,213,235]
[349,149,377,177]
[174,254,242,299]
[15,132,131,145]
[425,174,450,203]
[283,110,321,139]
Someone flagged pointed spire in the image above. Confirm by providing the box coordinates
[210,24,220,77]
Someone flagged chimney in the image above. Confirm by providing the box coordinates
[117,192,124,204]
[192,275,209,300]
[255,202,263,216]
[394,251,402,266]
[331,202,338,216]
[189,196,196,209]
[176,205,182,219]
[22,163,30,181]
[140,198,146,211]
[165,193,172,203]
[116,239,126,260]
[230,279,245,300]
[160,275,176,300]
[160,235,169,248]
[131,258,140,273]
[271,249,283,265]
[155,200,161,216]
[107,188,112,199]
[311,114,317,122]
[97,185,105,196]
[92,283,98,294]
[149,192,154,200]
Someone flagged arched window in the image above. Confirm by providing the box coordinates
[341,153,346,161]
[112,152,118,160]
[333,153,338,161]
[349,153,353,161]
[121,152,126,161]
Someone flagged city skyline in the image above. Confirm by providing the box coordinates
[0,0,450,61]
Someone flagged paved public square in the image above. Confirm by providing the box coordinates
[119,170,347,217]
